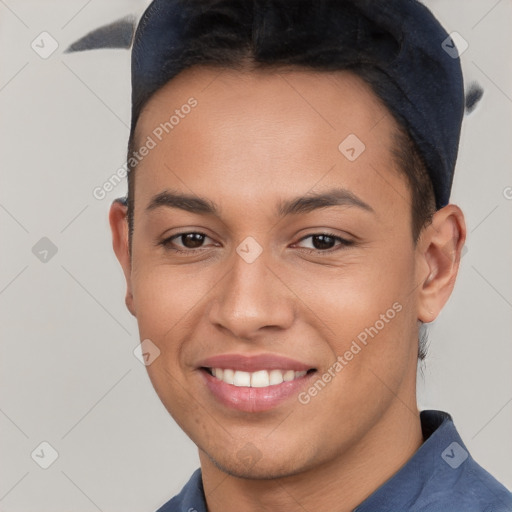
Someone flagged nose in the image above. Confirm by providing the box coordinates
[207,246,295,341]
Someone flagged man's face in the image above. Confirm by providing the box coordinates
[122,67,424,478]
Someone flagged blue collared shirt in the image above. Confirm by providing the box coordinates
[156,410,512,512]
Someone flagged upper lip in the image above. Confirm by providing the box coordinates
[197,353,316,372]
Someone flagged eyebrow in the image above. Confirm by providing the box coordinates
[145,187,375,217]
[277,188,375,216]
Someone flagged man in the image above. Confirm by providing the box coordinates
[109,0,512,510]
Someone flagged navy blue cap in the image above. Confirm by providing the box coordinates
[130,0,465,209]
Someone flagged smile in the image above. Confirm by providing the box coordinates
[199,367,317,412]
[205,368,312,387]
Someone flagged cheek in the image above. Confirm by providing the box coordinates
[289,260,417,431]
[285,246,415,332]
[129,264,209,412]
[130,261,213,351]
[282,246,418,391]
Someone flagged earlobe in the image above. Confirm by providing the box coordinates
[125,293,136,317]
[416,205,466,323]
[109,198,136,317]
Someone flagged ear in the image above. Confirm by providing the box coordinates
[416,204,466,323]
[109,198,136,317]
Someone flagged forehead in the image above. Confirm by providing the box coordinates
[137,65,395,142]
[132,65,408,223]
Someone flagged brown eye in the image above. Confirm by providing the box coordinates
[310,234,336,250]
[295,233,354,253]
[160,232,215,252]
[176,233,207,249]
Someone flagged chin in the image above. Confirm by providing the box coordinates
[206,447,311,480]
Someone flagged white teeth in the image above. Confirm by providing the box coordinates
[222,368,234,384]
[233,370,251,387]
[283,370,295,382]
[269,369,284,385]
[251,370,269,388]
[209,368,310,387]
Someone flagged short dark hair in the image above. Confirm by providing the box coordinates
[125,1,437,359]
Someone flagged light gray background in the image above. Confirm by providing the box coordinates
[0,1,511,511]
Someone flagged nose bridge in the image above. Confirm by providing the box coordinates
[208,241,294,338]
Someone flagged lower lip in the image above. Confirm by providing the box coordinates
[200,369,315,412]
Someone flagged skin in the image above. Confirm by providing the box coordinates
[110,66,466,512]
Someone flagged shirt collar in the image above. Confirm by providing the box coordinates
[353,409,461,511]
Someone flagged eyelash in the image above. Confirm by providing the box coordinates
[159,231,354,255]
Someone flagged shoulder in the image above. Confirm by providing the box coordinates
[438,456,512,512]
[355,410,512,512]
[417,411,512,512]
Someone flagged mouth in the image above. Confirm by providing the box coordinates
[198,364,318,412]
[201,367,317,387]
[196,353,318,412]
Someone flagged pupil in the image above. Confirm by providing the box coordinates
[313,235,334,250]
[183,233,204,248]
